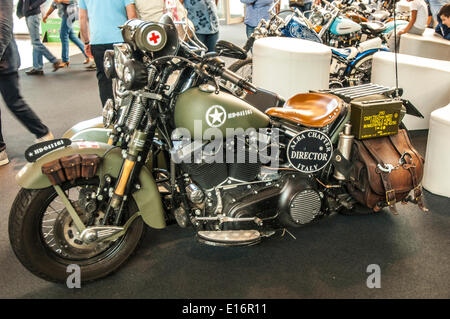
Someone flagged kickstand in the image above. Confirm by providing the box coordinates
[281,228,297,240]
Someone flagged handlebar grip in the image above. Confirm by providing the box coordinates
[221,68,257,94]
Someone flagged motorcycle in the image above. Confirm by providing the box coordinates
[9,14,425,283]
[228,1,389,90]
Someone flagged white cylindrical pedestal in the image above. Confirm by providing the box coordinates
[422,104,450,198]
[252,37,331,100]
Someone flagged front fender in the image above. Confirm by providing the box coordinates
[62,117,111,144]
[16,141,166,229]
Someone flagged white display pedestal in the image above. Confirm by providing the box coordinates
[399,28,450,61]
[252,37,331,100]
[423,104,450,198]
[371,51,450,130]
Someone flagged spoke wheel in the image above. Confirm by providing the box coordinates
[347,54,374,86]
[9,178,145,283]
[228,58,253,96]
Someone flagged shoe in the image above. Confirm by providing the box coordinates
[85,62,96,71]
[61,61,70,68]
[35,131,54,143]
[52,60,65,72]
[26,69,44,76]
[83,57,91,64]
[0,150,9,167]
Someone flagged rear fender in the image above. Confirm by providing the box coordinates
[16,141,166,229]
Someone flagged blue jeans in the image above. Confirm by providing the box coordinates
[429,0,447,20]
[25,14,58,71]
[246,25,255,39]
[196,32,219,52]
[60,15,87,62]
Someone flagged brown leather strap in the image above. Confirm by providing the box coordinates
[388,133,428,212]
[363,139,399,214]
[377,169,398,215]
[403,158,428,212]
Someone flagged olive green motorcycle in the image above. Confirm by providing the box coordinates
[9,15,426,283]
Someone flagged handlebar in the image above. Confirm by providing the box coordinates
[220,67,257,94]
[200,57,257,94]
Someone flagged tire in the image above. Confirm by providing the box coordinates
[8,180,145,283]
[228,58,253,97]
[347,53,374,87]
[229,57,253,81]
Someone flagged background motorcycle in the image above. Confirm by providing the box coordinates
[228,1,388,91]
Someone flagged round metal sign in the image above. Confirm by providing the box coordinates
[287,130,333,173]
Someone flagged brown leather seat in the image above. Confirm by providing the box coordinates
[266,93,343,128]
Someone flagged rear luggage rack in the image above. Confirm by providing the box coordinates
[312,83,402,103]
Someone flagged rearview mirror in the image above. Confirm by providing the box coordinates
[214,40,247,60]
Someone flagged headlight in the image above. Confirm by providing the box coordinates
[102,99,116,127]
[310,12,324,25]
[113,43,132,80]
[122,60,148,91]
[103,50,116,79]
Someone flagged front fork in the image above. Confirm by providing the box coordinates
[103,126,156,226]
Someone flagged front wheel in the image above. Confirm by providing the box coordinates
[347,53,375,87]
[228,58,253,96]
[8,179,145,283]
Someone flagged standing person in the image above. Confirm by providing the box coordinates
[0,0,54,166]
[181,0,219,52]
[135,0,165,21]
[428,0,449,24]
[135,0,187,22]
[389,0,428,50]
[16,0,64,75]
[43,0,90,67]
[241,0,277,38]
[289,0,321,18]
[78,0,137,107]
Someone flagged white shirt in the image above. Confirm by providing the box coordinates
[409,0,428,30]
[135,0,165,22]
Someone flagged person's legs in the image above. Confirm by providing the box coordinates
[68,25,88,58]
[246,25,255,39]
[429,0,448,21]
[0,72,49,139]
[91,44,114,107]
[0,103,5,152]
[26,14,58,68]
[196,33,219,52]
[302,2,312,18]
[408,25,425,35]
[196,33,207,49]
[60,15,70,63]
[205,32,219,52]
[26,15,44,70]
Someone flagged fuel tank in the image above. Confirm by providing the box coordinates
[330,17,361,35]
[174,87,270,138]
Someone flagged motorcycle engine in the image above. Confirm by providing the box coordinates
[174,130,324,230]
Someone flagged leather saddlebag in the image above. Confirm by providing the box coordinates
[347,129,426,213]
[80,154,101,179]
[41,159,66,185]
[60,154,81,181]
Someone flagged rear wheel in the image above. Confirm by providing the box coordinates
[347,53,374,86]
[8,179,145,283]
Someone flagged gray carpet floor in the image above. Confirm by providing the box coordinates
[0,24,449,299]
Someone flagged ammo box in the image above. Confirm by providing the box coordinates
[350,99,403,140]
